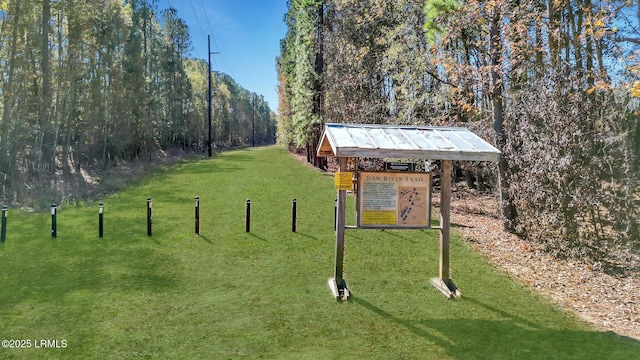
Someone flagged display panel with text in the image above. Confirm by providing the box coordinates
[357,171,432,228]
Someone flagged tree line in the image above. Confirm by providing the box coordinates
[0,0,276,208]
[278,0,639,269]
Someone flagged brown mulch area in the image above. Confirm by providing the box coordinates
[444,188,640,341]
[295,153,639,340]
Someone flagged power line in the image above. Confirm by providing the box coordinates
[200,0,215,45]
[198,0,237,80]
[192,48,201,60]
[163,0,236,79]
[217,51,237,80]
[163,0,201,59]
[188,0,208,44]
[165,0,174,12]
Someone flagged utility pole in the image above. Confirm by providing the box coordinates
[208,36,212,157]
[208,35,219,157]
[252,94,255,147]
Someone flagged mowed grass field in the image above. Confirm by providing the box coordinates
[0,145,638,359]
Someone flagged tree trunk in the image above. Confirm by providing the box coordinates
[312,1,326,170]
[490,5,516,231]
[546,0,560,69]
[40,0,53,174]
[0,0,21,175]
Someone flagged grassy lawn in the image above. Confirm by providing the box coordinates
[0,145,638,359]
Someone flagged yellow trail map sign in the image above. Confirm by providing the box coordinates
[358,171,431,228]
[334,171,353,191]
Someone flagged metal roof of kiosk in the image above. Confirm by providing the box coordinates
[317,123,500,301]
[317,123,500,162]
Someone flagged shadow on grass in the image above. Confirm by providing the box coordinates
[379,229,407,240]
[352,295,640,359]
[169,152,257,176]
[346,229,433,242]
[294,232,319,241]
[164,160,241,176]
[175,162,244,175]
[249,233,267,242]
[198,234,214,244]
[1,245,179,309]
[377,229,433,243]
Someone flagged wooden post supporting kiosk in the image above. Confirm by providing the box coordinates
[318,123,500,300]
[429,159,461,298]
[328,157,351,300]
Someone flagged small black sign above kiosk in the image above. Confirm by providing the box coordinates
[384,162,416,172]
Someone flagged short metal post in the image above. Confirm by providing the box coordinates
[195,197,200,235]
[98,203,104,238]
[51,204,57,238]
[147,198,152,236]
[1,205,7,243]
[245,199,251,233]
[292,199,297,232]
[334,198,337,231]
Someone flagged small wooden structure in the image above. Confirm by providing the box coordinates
[317,123,500,300]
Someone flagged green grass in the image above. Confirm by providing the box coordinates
[0,145,638,359]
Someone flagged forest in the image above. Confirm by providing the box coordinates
[0,0,277,208]
[277,0,640,269]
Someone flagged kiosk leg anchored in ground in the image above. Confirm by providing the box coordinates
[329,157,351,301]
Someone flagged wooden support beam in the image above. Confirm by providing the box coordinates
[432,160,460,298]
[331,157,350,300]
[439,160,451,280]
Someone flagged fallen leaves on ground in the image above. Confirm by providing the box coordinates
[442,189,640,340]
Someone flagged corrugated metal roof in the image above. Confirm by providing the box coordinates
[317,123,500,162]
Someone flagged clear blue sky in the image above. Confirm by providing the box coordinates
[157,0,288,113]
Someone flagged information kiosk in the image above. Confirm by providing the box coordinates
[317,123,500,300]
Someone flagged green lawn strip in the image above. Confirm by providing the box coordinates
[0,146,638,359]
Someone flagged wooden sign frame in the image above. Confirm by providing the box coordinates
[356,171,432,229]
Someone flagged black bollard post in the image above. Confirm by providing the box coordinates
[51,204,57,238]
[245,199,251,233]
[147,198,152,236]
[292,199,297,232]
[1,205,7,243]
[98,203,104,238]
[195,197,200,235]
[334,198,337,231]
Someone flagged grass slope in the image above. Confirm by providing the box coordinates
[0,146,638,359]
